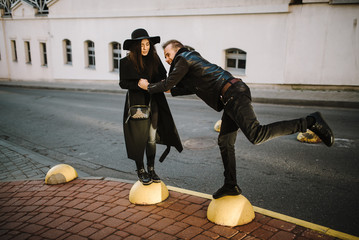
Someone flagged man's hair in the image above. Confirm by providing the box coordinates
[162,39,184,50]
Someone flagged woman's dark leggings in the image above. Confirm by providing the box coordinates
[135,99,158,170]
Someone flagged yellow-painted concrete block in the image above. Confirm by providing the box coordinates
[214,120,222,132]
[45,164,78,185]
[207,195,255,226]
[297,129,322,144]
[129,181,169,205]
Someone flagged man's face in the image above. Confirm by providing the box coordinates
[164,44,178,65]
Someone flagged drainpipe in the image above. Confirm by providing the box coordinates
[1,17,11,81]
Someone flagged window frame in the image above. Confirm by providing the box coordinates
[10,40,18,62]
[111,42,121,72]
[40,42,47,67]
[63,39,72,65]
[24,41,32,64]
[225,48,247,76]
[85,40,96,69]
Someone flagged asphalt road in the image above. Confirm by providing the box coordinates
[0,86,358,236]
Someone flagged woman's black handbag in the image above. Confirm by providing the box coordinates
[125,93,150,123]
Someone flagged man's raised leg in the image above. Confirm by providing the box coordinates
[225,83,308,145]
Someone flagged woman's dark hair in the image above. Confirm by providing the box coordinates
[128,40,160,79]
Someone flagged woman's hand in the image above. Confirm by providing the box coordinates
[138,78,149,90]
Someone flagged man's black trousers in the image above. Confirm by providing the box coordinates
[218,81,307,186]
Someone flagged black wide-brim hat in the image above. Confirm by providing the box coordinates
[123,28,160,50]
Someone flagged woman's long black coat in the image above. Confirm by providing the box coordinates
[119,56,183,162]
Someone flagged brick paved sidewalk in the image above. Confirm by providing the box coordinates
[0,141,50,181]
[0,139,89,183]
[0,178,346,240]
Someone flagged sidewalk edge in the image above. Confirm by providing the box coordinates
[1,82,358,109]
[252,206,359,240]
[167,183,358,240]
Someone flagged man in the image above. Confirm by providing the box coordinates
[138,40,334,199]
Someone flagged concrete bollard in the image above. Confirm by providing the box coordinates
[45,164,78,185]
[214,120,222,132]
[297,129,322,144]
[207,195,255,227]
[129,181,169,205]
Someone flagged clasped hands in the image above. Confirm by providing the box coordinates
[138,78,170,93]
[138,78,149,90]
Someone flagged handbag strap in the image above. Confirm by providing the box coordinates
[127,91,151,108]
[125,91,151,124]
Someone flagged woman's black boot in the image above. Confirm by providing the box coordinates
[148,166,161,183]
[137,168,152,185]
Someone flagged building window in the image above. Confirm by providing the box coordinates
[40,42,47,66]
[111,42,121,72]
[11,40,17,62]
[63,39,72,64]
[225,48,246,75]
[24,41,31,64]
[85,40,95,68]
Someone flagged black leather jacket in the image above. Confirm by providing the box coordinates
[148,48,234,111]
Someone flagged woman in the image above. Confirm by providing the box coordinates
[119,28,183,185]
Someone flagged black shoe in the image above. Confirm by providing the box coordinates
[148,166,161,183]
[137,168,152,185]
[212,184,242,199]
[308,112,334,147]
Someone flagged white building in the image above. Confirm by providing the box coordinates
[0,0,358,88]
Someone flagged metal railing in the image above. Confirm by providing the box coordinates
[0,0,50,16]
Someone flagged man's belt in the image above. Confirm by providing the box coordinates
[221,78,242,96]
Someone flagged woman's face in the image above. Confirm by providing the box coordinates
[141,39,150,56]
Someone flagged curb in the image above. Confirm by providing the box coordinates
[1,83,358,109]
[252,97,359,109]
[0,83,123,94]
[166,182,358,240]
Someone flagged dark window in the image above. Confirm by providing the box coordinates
[25,41,31,64]
[225,48,247,75]
[65,39,72,64]
[40,42,47,66]
[86,41,95,68]
[238,59,246,69]
[112,42,121,72]
[11,40,17,62]
[227,59,236,68]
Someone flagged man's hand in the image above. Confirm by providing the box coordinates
[138,78,149,90]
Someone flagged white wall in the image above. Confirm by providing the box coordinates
[2,2,52,81]
[50,18,122,81]
[1,0,358,86]
[285,4,359,85]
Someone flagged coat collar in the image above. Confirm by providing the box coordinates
[175,47,189,57]
[169,48,190,73]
